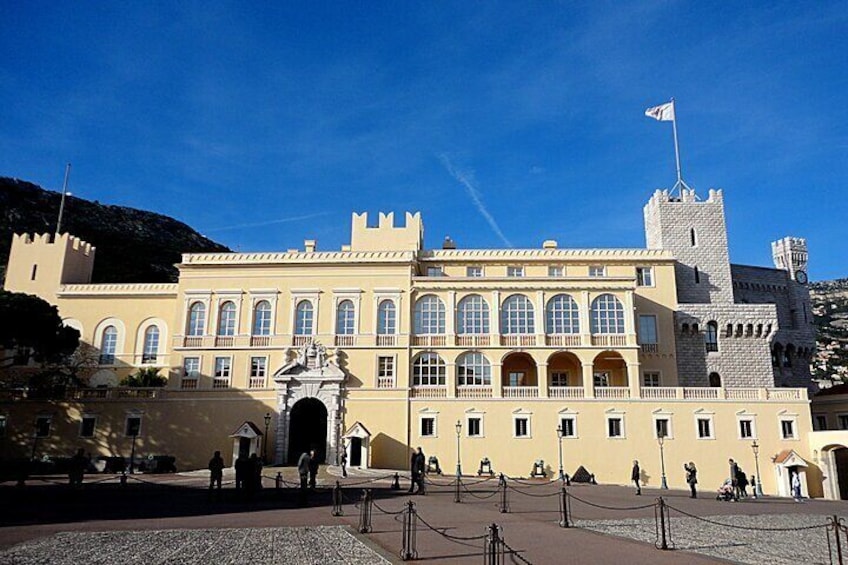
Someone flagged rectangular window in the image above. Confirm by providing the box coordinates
[839,415,848,430]
[655,418,669,439]
[593,372,609,387]
[508,372,524,387]
[697,418,713,439]
[607,417,623,438]
[213,357,231,388]
[79,416,97,438]
[636,267,654,287]
[548,266,564,277]
[560,417,576,438]
[638,315,658,345]
[420,417,435,437]
[377,356,395,388]
[814,415,828,431]
[643,372,660,387]
[181,357,200,389]
[426,266,444,277]
[781,419,796,439]
[514,417,530,438]
[125,416,142,437]
[468,417,482,437]
[551,372,569,387]
[589,265,605,277]
[466,266,483,278]
[35,416,51,438]
[249,356,267,388]
[507,266,524,277]
[739,419,754,439]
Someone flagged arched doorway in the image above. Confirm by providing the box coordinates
[502,352,537,387]
[547,352,582,388]
[287,398,328,464]
[592,351,628,387]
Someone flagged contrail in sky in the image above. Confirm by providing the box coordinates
[204,212,333,233]
[438,154,513,247]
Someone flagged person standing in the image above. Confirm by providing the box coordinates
[208,451,224,491]
[234,453,248,490]
[631,460,641,495]
[340,447,348,478]
[729,458,740,501]
[792,472,804,502]
[297,450,311,506]
[308,450,319,490]
[684,461,698,498]
[737,467,749,498]
[409,447,426,494]
[69,448,87,487]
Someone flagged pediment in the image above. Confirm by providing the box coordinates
[343,421,371,439]
[230,421,263,439]
[273,340,346,384]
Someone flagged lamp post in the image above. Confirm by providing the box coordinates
[263,412,272,464]
[556,424,565,482]
[55,163,72,235]
[455,420,462,477]
[752,440,763,497]
[658,432,668,489]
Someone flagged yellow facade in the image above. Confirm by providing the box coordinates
[0,212,825,496]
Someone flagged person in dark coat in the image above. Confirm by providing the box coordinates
[234,453,248,490]
[684,461,698,498]
[340,446,348,478]
[631,460,641,495]
[729,458,740,501]
[248,453,262,492]
[308,450,319,489]
[69,448,87,487]
[297,450,311,506]
[409,447,426,494]
[736,466,749,498]
[208,451,225,491]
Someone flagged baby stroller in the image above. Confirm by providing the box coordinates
[716,479,735,501]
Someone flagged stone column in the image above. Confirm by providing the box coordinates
[627,361,641,399]
[492,362,503,398]
[580,291,592,346]
[490,291,501,345]
[582,362,595,399]
[274,386,290,465]
[537,361,548,398]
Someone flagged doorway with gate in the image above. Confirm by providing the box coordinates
[287,397,328,464]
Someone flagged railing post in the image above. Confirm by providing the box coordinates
[834,515,844,565]
[392,472,401,490]
[484,523,504,565]
[559,486,570,528]
[332,480,344,516]
[275,472,283,490]
[655,497,670,550]
[499,474,509,513]
[401,500,418,561]
[455,474,462,503]
[358,489,373,533]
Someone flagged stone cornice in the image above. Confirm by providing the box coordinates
[419,248,674,262]
[180,250,417,266]
[58,283,178,297]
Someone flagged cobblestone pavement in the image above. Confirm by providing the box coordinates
[577,513,835,565]
[0,526,390,565]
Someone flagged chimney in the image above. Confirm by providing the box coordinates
[442,236,456,250]
[543,240,558,249]
[304,239,316,253]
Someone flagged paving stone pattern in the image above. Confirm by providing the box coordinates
[0,526,390,565]
[578,513,834,565]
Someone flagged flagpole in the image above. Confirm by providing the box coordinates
[670,98,684,191]
[56,163,71,236]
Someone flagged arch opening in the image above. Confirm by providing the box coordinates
[287,398,328,465]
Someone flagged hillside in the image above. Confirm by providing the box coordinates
[0,177,229,284]
[811,278,848,382]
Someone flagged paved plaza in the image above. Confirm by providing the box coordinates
[1,467,847,564]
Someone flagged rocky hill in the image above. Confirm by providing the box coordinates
[0,177,229,284]
[811,279,848,382]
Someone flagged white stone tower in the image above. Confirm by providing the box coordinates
[772,237,809,282]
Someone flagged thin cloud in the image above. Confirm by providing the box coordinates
[203,212,333,233]
[438,154,513,247]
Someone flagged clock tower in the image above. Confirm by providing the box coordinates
[772,236,808,283]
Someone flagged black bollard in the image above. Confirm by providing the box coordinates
[499,476,509,513]
[275,472,283,490]
[559,486,570,528]
[400,500,418,561]
[391,472,400,490]
[484,523,504,565]
[332,480,343,516]
[358,489,373,533]
[565,472,571,487]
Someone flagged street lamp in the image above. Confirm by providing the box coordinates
[556,424,565,482]
[455,420,462,477]
[752,440,763,497]
[658,432,668,489]
[263,412,272,463]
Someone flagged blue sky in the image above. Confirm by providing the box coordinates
[1,2,846,280]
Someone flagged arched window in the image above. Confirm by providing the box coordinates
[336,300,356,335]
[414,295,445,335]
[705,321,719,352]
[457,295,489,334]
[457,352,491,386]
[142,326,159,364]
[100,325,117,364]
[501,294,535,335]
[546,294,580,334]
[252,301,272,336]
[217,301,236,336]
[412,353,445,386]
[187,302,206,336]
[295,300,314,335]
[377,300,396,335]
[708,372,721,387]
[590,294,625,334]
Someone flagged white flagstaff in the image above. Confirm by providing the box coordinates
[55,163,71,236]
[645,99,692,196]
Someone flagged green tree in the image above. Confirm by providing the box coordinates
[0,290,79,368]
[121,366,167,387]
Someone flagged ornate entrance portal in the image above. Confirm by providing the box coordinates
[272,341,346,466]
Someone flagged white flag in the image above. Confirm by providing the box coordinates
[645,102,675,121]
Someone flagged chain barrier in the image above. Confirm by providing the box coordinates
[401,500,418,561]
[416,512,490,543]
[501,538,534,565]
[505,484,560,498]
[566,490,656,511]
[358,489,373,533]
[461,480,499,500]
[504,475,558,487]
[372,497,407,516]
[666,503,829,532]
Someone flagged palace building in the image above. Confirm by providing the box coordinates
[1,187,839,498]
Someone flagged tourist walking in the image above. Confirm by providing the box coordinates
[631,460,641,495]
[308,450,319,489]
[729,458,740,501]
[736,467,749,498]
[208,450,224,491]
[409,447,426,494]
[297,450,311,506]
[684,461,698,498]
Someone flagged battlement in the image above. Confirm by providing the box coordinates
[350,211,423,252]
[12,232,95,256]
[646,188,724,207]
[772,236,808,273]
[5,233,96,301]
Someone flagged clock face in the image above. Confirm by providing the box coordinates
[795,270,808,284]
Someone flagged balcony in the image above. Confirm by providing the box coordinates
[591,335,627,347]
[456,335,491,347]
[376,335,397,347]
[292,335,312,346]
[682,387,719,400]
[377,376,395,389]
[640,343,659,354]
[183,336,203,348]
[640,387,678,400]
[250,335,271,347]
[502,386,539,399]
[214,336,234,347]
[548,386,585,399]
[334,335,356,347]
[456,386,493,399]
[411,386,447,398]
[500,335,536,347]
[412,335,447,347]
[248,377,267,389]
[546,334,581,347]
[594,386,630,399]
